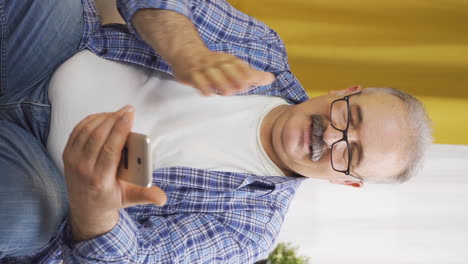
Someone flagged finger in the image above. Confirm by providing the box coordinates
[121,181,167,207]
[232,59,251,78]
[82,108,131,169]
[219,63,249,92]
[232,61,259,91]
[204,67,233,96]
[65,113,107,155]
[249,70,276,87]
[95,107,135,182]
[190,72,212,96]
[72,114,115,153]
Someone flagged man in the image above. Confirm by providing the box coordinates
[0,0,432,263]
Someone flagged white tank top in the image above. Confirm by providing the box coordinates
[47,50,289,177]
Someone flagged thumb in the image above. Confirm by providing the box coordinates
[121,181,167,208]
[250,71,276,87]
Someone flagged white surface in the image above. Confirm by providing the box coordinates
[276,144,468,264]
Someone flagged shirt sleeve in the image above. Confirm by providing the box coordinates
[59,209,261,263]
[116,0,198,39]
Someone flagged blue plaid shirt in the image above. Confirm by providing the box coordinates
[3,0,310,263]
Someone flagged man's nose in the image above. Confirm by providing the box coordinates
[323,125,359,147]
[323,125,342,147]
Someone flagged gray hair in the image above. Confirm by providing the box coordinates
[361,87,433,183]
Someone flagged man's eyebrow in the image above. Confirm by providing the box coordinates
[350,103,362,128]
[355,143,363,168]
[356,104,363,126]
[351,104,364,168]
[350,143,364,178]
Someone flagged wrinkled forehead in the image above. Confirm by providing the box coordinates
[351,93,411,181]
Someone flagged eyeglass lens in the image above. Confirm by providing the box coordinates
[330,100,350,171]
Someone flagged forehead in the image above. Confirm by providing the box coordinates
[351,93,410,180]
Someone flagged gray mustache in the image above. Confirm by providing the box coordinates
[311,115,326,162]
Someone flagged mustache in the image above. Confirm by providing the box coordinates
[311,114,326,162]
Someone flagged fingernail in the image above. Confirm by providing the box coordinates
[120,105,135,113]
[121,112,131,122]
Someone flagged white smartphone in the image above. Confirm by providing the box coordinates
[117,132,152,188]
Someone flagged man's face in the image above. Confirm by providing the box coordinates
[271,87,411,184]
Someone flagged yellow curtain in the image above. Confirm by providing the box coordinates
[231,0,468,144]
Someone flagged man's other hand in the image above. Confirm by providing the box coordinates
[132,9,276,96]
[173,50,276,96]
[62,105,167,242]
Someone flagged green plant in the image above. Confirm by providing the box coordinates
[267,242,311,264]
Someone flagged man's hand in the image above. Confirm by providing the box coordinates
[62,105,167,242]
[173,49,276,96]
[132,9,276,96]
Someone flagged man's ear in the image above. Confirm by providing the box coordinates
[328,85,363,96]
[329,178,364,188]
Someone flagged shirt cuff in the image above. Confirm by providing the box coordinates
[117,0,193,39]
[61,209,138,261]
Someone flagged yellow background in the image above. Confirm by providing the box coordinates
[231,0,468,144]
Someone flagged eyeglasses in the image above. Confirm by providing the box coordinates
[329,92,364,181]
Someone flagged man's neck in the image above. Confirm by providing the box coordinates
[260,104,294,177]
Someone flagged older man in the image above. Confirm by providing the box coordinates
[0,0,431,262]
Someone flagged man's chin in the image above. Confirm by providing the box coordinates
[284,152,315,170]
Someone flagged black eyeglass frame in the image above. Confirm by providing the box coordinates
[329,92,364,181]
